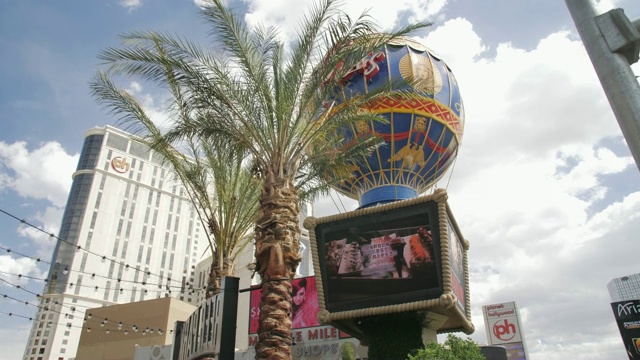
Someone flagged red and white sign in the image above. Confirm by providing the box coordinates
[483,302,524,345]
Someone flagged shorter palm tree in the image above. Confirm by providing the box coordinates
[91,73,261,297]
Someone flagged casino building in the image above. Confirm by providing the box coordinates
[608,273,640,302]
[23,126,204,360]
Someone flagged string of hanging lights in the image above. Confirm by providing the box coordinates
[1,309,171,336]
[0,290,172,336]
[0,207,188,287]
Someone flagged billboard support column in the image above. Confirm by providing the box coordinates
[358,312,427,360]
[422,313,449,343]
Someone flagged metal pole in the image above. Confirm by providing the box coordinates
[565,0,640,172]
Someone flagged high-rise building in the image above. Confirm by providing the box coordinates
[23,126,203,360]
[607,273,640,302]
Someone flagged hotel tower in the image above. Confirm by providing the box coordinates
[23,126,203,360]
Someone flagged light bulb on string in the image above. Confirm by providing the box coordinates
[87,328,91,333]
[101,256,107,263]
[62,267,69,275]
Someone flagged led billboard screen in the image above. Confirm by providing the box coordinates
[313,200,443,312]
[611,299,640,359]
[448,218,466,314]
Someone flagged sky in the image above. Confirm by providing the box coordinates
[1,0,640,359]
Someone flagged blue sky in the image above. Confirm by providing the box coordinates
[2,0,640,359]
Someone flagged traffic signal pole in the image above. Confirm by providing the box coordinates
[565,0,640,172]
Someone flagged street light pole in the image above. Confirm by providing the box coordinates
[565,0,640,172]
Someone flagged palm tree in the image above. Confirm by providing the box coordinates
[91,0,429,357]
[91,76,261,298]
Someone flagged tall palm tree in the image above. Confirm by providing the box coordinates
[91,0,429,357]
[91,75,261,298]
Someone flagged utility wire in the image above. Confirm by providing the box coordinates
[0,208,188,287]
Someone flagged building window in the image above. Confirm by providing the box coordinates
[106,133,128,151]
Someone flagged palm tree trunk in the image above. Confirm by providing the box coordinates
[254,175,301,360]
[206,255,233,298]
[206,257,221,298]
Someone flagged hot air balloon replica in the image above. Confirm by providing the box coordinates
[304,37,474,358]
[325,37,464,209]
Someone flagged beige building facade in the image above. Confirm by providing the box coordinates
[75,297,195,360]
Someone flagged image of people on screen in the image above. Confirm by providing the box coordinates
[323,226,436,280]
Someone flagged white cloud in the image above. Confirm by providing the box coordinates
[408,17,636,359]
[0,141,78,207]
[125,81,175,132]
[242,0,448,46]
[119,0,142,12]
[15,205,64,258]
[0,255,44,288]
